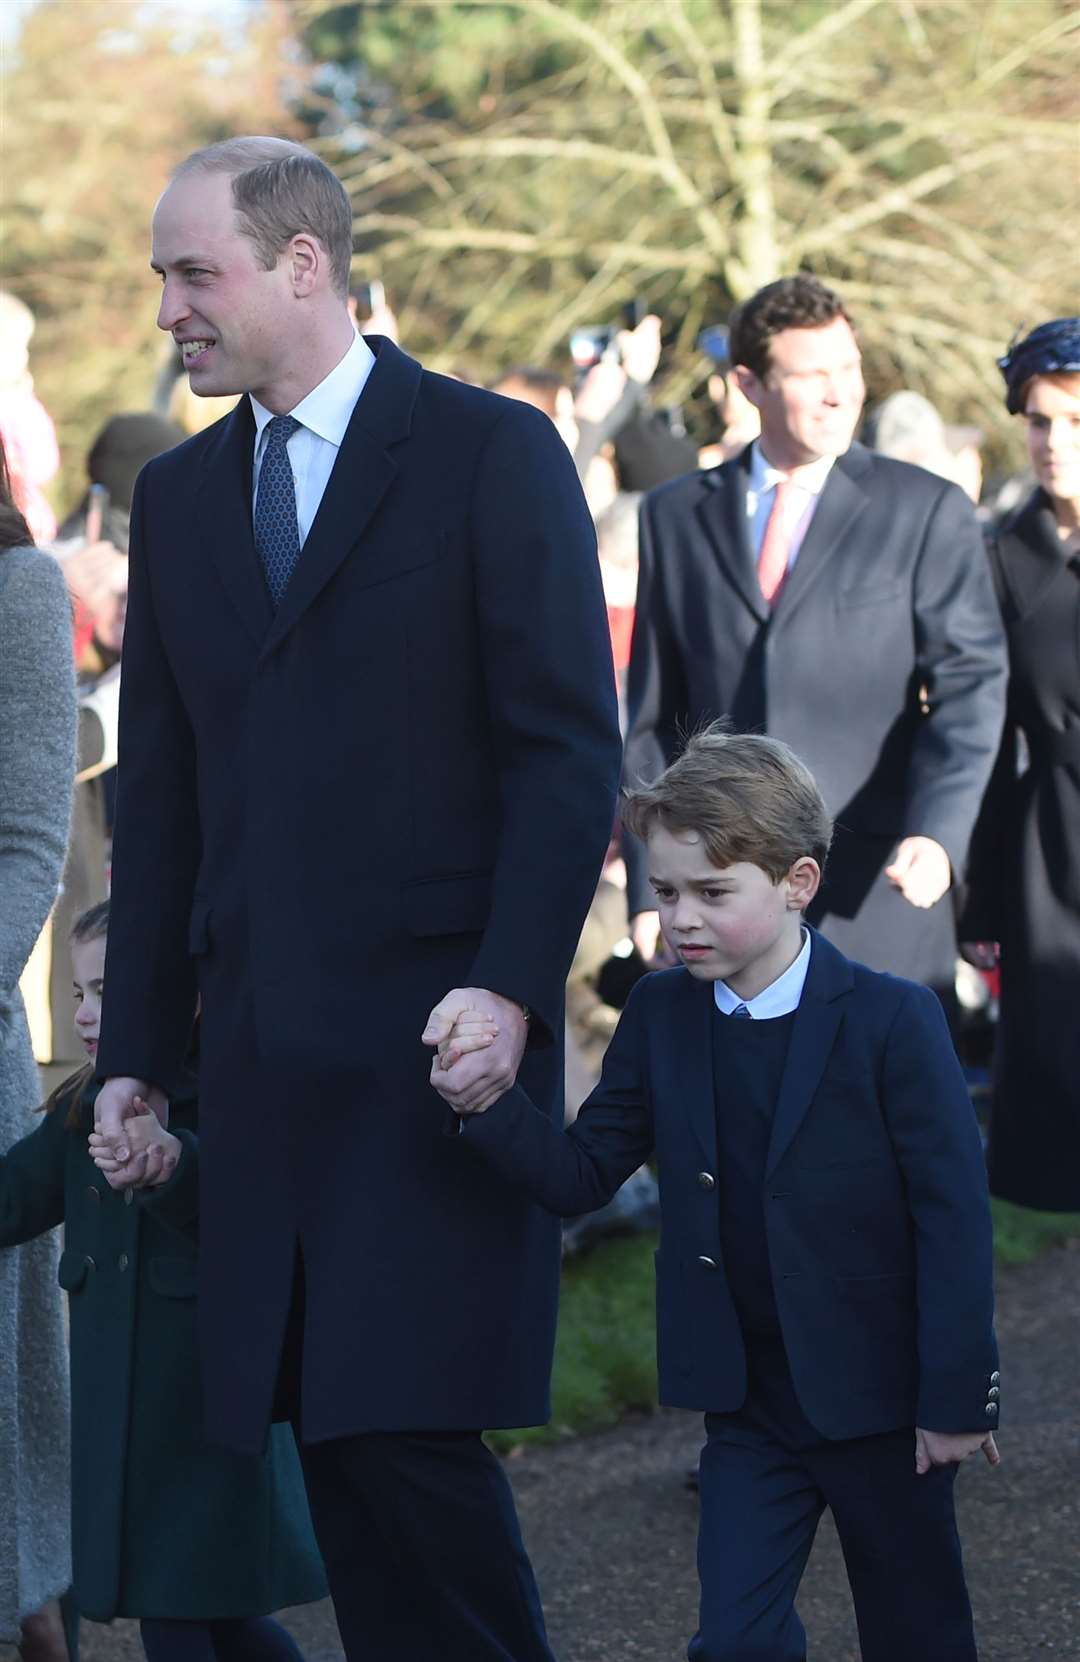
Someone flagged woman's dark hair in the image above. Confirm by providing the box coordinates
[43,900,111,1127]
[0,434,33,553]
[729,275,855,382]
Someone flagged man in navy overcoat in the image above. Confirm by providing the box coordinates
[96,137,621,1661]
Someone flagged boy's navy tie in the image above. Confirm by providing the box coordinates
[254,414,301,606]
[730,1003,752,1019]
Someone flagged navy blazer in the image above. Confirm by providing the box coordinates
[97,337,622,1451]
[458,930,1000,1440]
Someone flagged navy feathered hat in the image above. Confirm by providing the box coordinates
[998,319,1080,414]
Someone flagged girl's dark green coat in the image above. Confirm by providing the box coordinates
[0,1074,327,1621]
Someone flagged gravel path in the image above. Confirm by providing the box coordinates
[15,1238,1078,1662]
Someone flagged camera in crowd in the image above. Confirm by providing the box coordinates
[569,299,649,377]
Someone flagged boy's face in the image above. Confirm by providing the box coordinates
[72,935,107,1062]
[647,825,818,999]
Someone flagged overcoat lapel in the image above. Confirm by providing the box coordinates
[668,975,721,1169]
[261,338,423,659]
[995,493,1072,622]
[765,930,852,1177]
[772,446,871,625]
[195,398,274,650]
[697,452,769,624]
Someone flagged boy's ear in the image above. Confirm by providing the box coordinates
[785,856,822,910]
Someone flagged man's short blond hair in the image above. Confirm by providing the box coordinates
[173,137,353,298]
[623,724,833,883]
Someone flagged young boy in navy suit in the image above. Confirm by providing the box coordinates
[435,725,1000,1662]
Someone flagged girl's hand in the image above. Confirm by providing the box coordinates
[89,1109,180,1189]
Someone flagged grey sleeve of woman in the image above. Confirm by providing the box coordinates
[0,548,76,1040]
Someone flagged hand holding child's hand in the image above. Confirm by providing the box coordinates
[434,1007,500,1070]
[915,1427,1000,1476]
[423,987,527,1115]
[89,1103,180,1190]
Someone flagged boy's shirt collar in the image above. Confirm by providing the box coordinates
[713,929,811,1019]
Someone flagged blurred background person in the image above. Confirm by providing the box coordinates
[696,323,761,468]
[864,389,984,505]
[961,318,1080,1212]
[0,435,76,1662]
[34,414,185,1068]
[623,275,1007,1008]
[0,292,60,546]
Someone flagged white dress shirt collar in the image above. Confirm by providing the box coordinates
[713,928,812,1019]
[749,442,836,500]
[249,329,375,444]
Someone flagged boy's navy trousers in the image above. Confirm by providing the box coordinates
[689,1335,978,1662]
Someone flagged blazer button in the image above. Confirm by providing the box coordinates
[987,1386,1000,1400]
[118,1253,129,1272]
[698,1255,719,1270]
[984,1403,997,1416]
[989,1371,1000,1385]
[698,1172,715,1191]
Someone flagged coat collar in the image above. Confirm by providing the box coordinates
[993,488,1077,622]
[193,336,423,655]
[671,925,853,1172]
[696,443,873,626]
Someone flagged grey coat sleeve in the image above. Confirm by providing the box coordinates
[0,548,77,1041]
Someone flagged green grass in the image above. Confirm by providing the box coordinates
[990,1197,1080,1266]
[489,1200,1080,1450]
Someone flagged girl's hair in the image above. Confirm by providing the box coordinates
[0,434,33,553]
[44,900,111,1127]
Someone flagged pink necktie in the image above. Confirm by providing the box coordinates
[756,479,794,606]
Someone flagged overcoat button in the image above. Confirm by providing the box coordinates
[118,1253,129,1272]
[124,1190,134,1206]
[87,1186,100,1203]
[698,1256,718,1270]
[698,1172,715,1191]
[83,1255,96,1272]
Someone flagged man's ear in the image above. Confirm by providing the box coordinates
[288,234,322,297]
[731,363,765,412]
[785,856,821,910]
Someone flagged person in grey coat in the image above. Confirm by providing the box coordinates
[0,437,77,1656]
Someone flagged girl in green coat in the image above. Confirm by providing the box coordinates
[0,901,327,1662]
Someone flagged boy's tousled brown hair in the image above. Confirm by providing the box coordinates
[622,723,833,883]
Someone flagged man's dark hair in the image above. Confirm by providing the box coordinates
[729,275,855,382]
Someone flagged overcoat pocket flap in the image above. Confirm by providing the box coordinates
[58,1248,89,1292]
[402,870,493,937]
[188,899,212,956]
[148,1256,199,1298]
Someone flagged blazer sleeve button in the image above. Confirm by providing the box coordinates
[989,1371,1000,1385]
[985,1403,997,1416]
[698,1255,719,1270]
[698,1172,715,1191]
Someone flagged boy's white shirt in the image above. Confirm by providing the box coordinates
[713,929,811,1019]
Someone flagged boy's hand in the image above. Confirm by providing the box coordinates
[423,987,528,1114]
[435,1008,500,1069]
[915,1427,1000,1475]
[89,1108,180,1189]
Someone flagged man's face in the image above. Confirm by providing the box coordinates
[151,171,293,405]
[736,315,864,467]
[646,824,804,997]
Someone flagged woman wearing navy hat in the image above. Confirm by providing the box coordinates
[963,319,1080,1211]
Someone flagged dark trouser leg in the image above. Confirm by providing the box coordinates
[688,1413,824,1662]
[300,1429,556,1662]
[209,1620,306,1662]
[139,1621,217,1662]
[815,1429,978,1662]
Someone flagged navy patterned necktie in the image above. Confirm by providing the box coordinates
[254,414,301,607]
[730,1003,752,1019]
